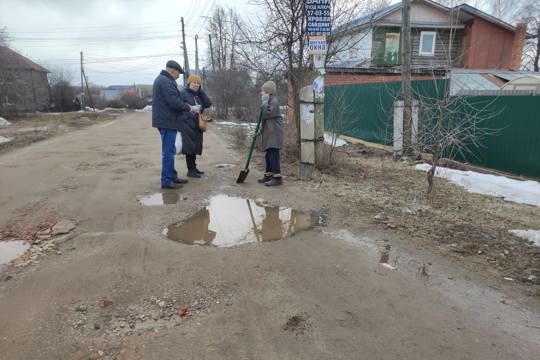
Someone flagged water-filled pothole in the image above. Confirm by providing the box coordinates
[165,195,319,247]
[0,240,30,265]
[137,192,179,206]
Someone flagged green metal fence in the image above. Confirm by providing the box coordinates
[325,80,540,178]
[461,96,540,178]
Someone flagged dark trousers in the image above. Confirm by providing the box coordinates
[265,148,280,175]
[186,154,197,171]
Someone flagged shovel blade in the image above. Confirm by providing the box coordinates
[236,169,249,184]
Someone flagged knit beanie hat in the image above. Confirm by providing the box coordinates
[261,81,276,95]
[187,74,202,84]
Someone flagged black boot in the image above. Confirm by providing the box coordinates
[264,177,283,186]
[187,169,201,178]
[195,168,205,175]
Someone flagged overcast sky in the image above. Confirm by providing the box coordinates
[0,0,258,86]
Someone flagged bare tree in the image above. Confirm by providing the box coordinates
[400,2,501,194]
[48,66,77,112]
[518,1,540,71]
[415,86,500,194]
[244,0,382,150]
[205,6,257,119]
[483,0,514,20]
[323,86,362,167]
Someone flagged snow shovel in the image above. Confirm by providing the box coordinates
[236,106,265,184]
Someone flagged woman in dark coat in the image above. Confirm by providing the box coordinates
[179,75,212,177]
[257,80,283,186]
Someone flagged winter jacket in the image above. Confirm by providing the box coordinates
[179,86,212,155]
[261,95,283,151]
[151,70,190,131]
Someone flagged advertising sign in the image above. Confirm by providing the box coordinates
[306,0,331,36]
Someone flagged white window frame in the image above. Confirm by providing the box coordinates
[419,31,436,56]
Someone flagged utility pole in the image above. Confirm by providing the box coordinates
[194,35,200,75]
[82,68,94,111]
[181,17,190,86]
[208,34,215,72]
[401,0,412,155]
[80,51,84,109]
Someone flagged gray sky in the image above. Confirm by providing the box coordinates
[0,0,258,86]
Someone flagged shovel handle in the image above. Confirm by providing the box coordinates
[243,106,265,170]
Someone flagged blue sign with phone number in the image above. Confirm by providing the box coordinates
[306,0,331,35]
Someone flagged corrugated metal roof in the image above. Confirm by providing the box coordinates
[491,71,531,82]
[450,72,500,95]
[0,46,49,73]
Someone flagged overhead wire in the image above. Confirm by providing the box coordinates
[6,0,223,83]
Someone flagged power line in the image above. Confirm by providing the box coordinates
[6,20,180,32]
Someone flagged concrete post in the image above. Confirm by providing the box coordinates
[313,74,325,167]
[393,100,418,155]
[299,86,315,179]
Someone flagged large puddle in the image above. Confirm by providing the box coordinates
[165,195,319,247]
[0,240,30,265]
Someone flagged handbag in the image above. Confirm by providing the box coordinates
[198,113,207,132]
[194,97,206,132]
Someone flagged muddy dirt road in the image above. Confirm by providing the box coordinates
[0,112,539,359]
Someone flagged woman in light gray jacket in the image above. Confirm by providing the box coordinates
[258,80,283,186]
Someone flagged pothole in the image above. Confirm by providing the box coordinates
[164,194,320,247]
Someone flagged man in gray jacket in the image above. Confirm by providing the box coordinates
[152,60,197,189]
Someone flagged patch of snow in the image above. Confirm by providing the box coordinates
[0,136,14,144]
[324,132,347,147]
[0,117,11,127]
[135,105,152,112]
[215,121,256,128]
[509,230,540,247]
[415,163,540,207]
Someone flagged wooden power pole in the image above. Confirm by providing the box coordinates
[208,34,215,72]
[80,51,84,109]
[401,0,412,154]
[181,17,190,86]
[194,35,200,75]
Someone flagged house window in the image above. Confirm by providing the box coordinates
[384,32,400,64]
[419,31,436,56]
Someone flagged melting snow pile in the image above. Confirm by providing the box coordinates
[324,133,347,147]
[509,230,540,247]
[415,163,540,207]
[0,117,11,127]
[0,136,13,144]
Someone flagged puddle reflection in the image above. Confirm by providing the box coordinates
[137,192,179,206]
[378,244,391,264]
[165,195,319,247]
[0,240,30,265]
